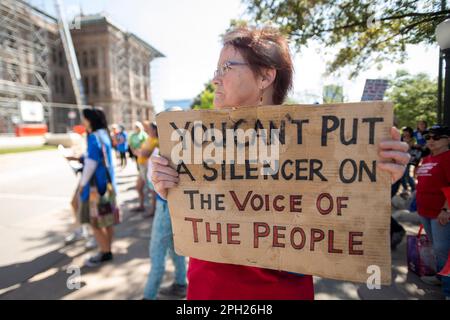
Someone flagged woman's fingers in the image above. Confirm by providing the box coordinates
[150,155,179,200]
[151,154,169,166]
[152,162,179,177]
[390,126,401,141]
[377,127,410,183]
[379,150,410,166]
[152,171,179,184]
[438,212,450,226]
[377,162,405,183]
[379,140,409,153]
[153,181,178,200]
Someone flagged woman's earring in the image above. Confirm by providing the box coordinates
[259,88,264,106]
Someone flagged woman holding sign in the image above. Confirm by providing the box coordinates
[151,26,410,300]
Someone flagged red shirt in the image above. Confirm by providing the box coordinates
[186,258,314,300]
[416,150,450,218]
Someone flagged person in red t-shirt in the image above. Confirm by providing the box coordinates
[416,125,450,299]
[150,26,410,300]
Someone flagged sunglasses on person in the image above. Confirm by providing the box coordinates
[424,134,449,141]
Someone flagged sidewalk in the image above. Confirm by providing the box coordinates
[0,161,445,299]
[314,208,444,300]
[0,162,162,300]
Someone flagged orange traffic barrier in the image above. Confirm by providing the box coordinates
[15,124,48,137]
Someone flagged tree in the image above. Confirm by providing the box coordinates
[386,70,437,128]
[191,82,215,110]
[244,0,448,77]
[323,85,344,103]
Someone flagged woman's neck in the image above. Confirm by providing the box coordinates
[431,146,449,156]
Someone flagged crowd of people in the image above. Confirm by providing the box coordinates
[63,108,187,298]
[391,121,450,298]
[61,25,449,300]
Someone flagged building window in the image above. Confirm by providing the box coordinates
[134,83,141,99]
[133,59,140,75]
[54,74,60,94]
[52,48,57,64]
[6,30,17,49]
[60,76,65,94]
[142,64,148,76]
[58,50,64,67]
[82,51,89,68]
[144,84,148,101]
[11,63,20,82]
[0,32,5,47]
[92,75,99,95]
[90,49,98,68]
[83,76,90,95]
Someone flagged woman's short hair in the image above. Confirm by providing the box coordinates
[222,26,293,105]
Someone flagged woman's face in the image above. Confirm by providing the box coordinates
[425,134,449,153]
[212,45,261,109]
[417,121,427,131]
[82,116,91,132]
[149,127,157,138]
[403,132,412,142]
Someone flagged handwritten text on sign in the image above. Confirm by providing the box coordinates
[156,102,393,284]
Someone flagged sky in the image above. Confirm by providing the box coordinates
[31,0,440,112]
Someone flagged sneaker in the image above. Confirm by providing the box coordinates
[158,283,187,299]
[84,252,113,268]
[85,237,97,250]
[64,229,83,245]
[420,275,442,286]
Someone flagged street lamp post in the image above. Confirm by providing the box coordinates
[436,19,450,127]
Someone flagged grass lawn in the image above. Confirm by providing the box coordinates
[0,145,57,155]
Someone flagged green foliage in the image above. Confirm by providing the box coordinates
[386,70,438,128]
[244,0,448,77]
[323,85,344,103]
[191,82,215,110]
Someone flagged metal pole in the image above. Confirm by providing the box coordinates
[438,0,447,125]
[54,0,87,111]
[438,52,444,124]
[443,49,450,127]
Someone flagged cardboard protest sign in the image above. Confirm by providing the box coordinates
[156,102,393,285]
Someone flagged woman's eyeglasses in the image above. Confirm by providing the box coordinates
[214,61,249,78]
[424,134,449,141]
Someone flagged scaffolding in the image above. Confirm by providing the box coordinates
[0,2,163,134]
[0,0,54,133]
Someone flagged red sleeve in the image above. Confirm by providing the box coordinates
[444,152,450,184]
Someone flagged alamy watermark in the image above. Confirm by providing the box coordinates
[66,265,82,290]
[170,121,281,175]
[366,265,382,290]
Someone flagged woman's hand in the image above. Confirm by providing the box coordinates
[377,127,411,184]
[438,210,450,226]
[150,155,179,200]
